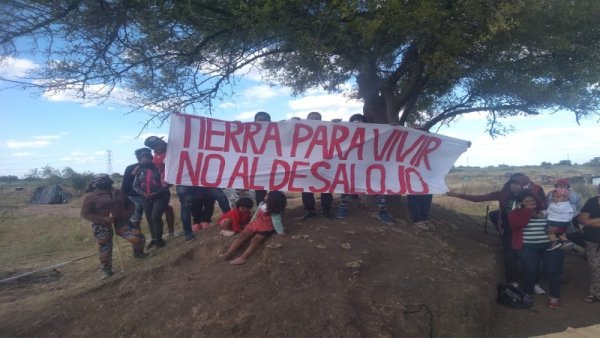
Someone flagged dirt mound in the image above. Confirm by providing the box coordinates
[0,201,501,337]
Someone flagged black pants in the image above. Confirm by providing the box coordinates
[407,194,432,222]
[142,191,170,241]
[491,211,520,284]
[302,192,333,213]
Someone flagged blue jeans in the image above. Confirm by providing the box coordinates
[518,245,564,298]
[206,188,231,213]
[407,194,432,222]
[128,196,144,223]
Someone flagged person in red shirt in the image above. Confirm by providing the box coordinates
[218,197,254,236]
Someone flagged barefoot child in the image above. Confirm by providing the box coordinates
[220,191,286,265]
[546,188,575,251]
[219,197,254,236]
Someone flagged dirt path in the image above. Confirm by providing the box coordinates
[488,252,600,338]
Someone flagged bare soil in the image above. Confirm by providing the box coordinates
[0,195,598,337]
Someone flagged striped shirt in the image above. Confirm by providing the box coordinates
[522,217,549,245]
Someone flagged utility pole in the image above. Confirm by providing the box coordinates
[106,150,113,174]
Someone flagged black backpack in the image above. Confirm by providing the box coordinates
[496,283,531,309]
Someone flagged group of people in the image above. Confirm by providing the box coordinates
[447,175,600,308]
[81,111,435,275]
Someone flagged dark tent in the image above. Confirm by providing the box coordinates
[30,185,70,204]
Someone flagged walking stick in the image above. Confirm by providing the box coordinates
[111,213,126,272]
[483,204,489,234]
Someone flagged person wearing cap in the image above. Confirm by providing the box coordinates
[143,136,177,237]
[81,174,148,279]
[545,178,581,213]
[121,148,152,231]
[300,112,334,220]
[577,183,600,303]
[254,111,271,205]
[545,187,575,251]
[133,152,170,248]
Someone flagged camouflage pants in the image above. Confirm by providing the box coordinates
[92,221,146,270]
[586,241,600,298]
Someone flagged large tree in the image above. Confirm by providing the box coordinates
[1,0,599,133]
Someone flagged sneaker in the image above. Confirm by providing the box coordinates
[220,229,236,237]
[376,211,393,225]
[322,211,335,220]
[146,240,157,249]
[547,241,563,251]
[415,221,430,231]
[534,284,546,295]
[560,241,574,250]
[548,297,560,309]
[134,252,149,259]
[192,223,202,233]
[184,233,196,241]
[100,269,114,279]
[523,294,533,307]
[302,210,317,220]
[156,239,166,248]
[200,222,211,229]
[510,282,519,288]
[335,207,348,219]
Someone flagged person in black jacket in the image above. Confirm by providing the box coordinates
[121,148,152,231]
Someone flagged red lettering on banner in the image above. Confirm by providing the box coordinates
[205,119,225,151]
[242,123,262,154]
[224,121,244,153]
[396,134,426,163]
[309,161,331,192]
[330,125,350,160]
[269,160,290,190]
[386,165,407,194]
[197,117,206,149]
[228,156,251,188]
[290,124,313,157]
[200,154,224,187]
[409,136,442,170]
[247,156,264,189]
[183,114,192,148]
[329,163,350,193]
[405,167,429,193]
[305,126,328,158]
[366,164,386,194]
[288,161,309,192]
[260,124,283,156]
[345,128,365,160]
[176,151,203,185]
[374,129,401,161]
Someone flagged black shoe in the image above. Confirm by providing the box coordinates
[322,211,334,220]
[156,239,166,248]
[146,240,156,249]
[302,211,317,220]
[134,252,149,259]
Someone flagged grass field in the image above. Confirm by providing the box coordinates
[0,165,598,277]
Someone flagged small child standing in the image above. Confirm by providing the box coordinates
[220,191,286,265]
[218,197,254,236]
[546,188,575,251]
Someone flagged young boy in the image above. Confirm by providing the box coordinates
[546,188,575,251]
[219,197,254,236]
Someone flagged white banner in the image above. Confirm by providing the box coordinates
[165,113,470,194]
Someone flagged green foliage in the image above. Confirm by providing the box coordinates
[1,0,599,132]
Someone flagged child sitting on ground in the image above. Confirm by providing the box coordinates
[218,197,254,237]
[219,191,286,265]
[546,188,575,251]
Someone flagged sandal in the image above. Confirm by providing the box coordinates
[583,295,599,303]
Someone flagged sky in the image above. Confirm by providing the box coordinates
[1,56,599,179]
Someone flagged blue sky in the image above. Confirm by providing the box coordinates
[1,56,598,178]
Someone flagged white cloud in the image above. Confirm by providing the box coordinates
[11,152,34,157]
[233,111,261,121]
[0,57,38,79]
[241,85,286,101]
[6,139,50,149]
[288,94,362,111]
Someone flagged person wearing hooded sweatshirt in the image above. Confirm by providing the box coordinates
[447,173,545,286]
[134,152,170,249]
[81,174,148,278]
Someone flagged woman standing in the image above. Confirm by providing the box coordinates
[81,174,147,278]
[509,191,564,308]
[577,184,600,303]
[134,152,170,248]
